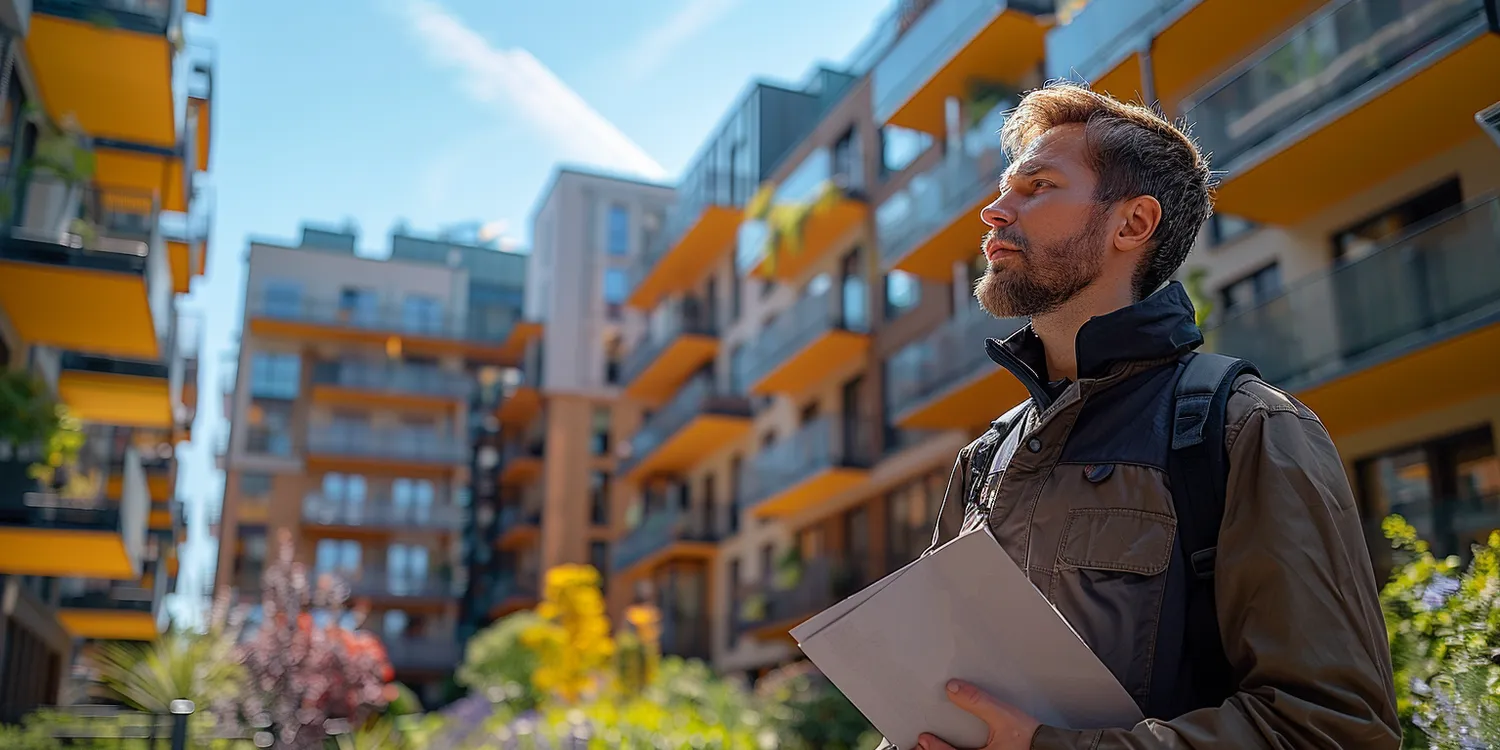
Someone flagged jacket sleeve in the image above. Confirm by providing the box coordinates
[1031,384,1401,750]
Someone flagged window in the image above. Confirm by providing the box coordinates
[247,399,294,456]
[339,287,379,326]
[833,127,862,192]
[394,479,435,523]
[590,541,610,589]
[316,539,361,574]
[884,271,921,320]
[1331,178,1462,264]
[1208,214,1257,247]
[239,473,272,497]
[590,406,612,456]
[402,295,444,335]
[1219,263,1282,319]
[589,471,610,526]
[388,544,430,595]
[728,455,742,535]
[262,280,303,317]
[249,352,300,399]
[727,557,741,650]
[607,204,630,256]
[604,268,628,312]
[879,125,931,179]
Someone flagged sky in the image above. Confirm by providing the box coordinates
[168,0,894,624]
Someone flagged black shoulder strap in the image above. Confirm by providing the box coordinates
[926,399,1031,555]
[1167,351,1259,702]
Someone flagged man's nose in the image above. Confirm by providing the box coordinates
[980,193,1015,230]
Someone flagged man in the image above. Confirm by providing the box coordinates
[904,82,1400,749]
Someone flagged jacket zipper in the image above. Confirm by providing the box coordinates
[985,338,1055,411]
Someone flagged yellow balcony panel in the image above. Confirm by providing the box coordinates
[626,205,742,311]
[1151,0,1316,109]
[1206,28,1500,226]
[495,320,543,366]
[745,288,871,397]
[887,313,1030,430]
[622,330,719,405]
[749,200,868,284]
[622,378,753,483]
[190,96,212,172]
[612,508,718,579]
[188,0,207,16]
[496,510,541,551]
[0,528,138,579]
[496,385,542,426]
[148,507,172,530]
[872,0,1050,134]
[58,357,172,429]
[1091,52,1145,104]
[26,15,175,149]
[168,239,191,294]
[743,416,874,519]
[58,608,158,641]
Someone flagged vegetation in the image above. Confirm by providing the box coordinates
[455,609,546,710]
[0,369,85,481]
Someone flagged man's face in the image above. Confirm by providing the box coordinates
[974,123,1111,318]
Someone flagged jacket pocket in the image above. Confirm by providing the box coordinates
[1052,508,1176,705]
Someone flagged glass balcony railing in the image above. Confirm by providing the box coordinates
[302,496,464,529]
[343,567,458,599]
[305,426,468,465]
[1044,0,1187,84]
[740,415,878,512]
[613,505,721,572]
[736,557,850,633]
[734,147,864,273]
[872,0,1054,124]
[624,375,753,471]
[1210,195,1500,388]
[741,283,870,389]
[1182,0,1486,171]
[58,582,155,615]
[34,0,177,35]
[384,635,462,672]
[622,296,717,387]
[311,361,473,401]
[876,111,1008,270]
[885,309,1027,417]
[497,504,542,535]
[250,295,519,345]
[629,168,753,297]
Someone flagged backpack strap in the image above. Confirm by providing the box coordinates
[925,399,1031,554]
[1166,351,1259,706]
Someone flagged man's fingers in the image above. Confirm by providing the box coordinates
[944,679,1011,728]
[917,732,958,750]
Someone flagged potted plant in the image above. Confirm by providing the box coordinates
[0,370,85,495]
[18,110,97,241]
[773,545,804,591]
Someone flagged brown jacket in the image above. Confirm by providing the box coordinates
[922,283,1400,749]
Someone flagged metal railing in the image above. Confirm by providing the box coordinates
[302,495,464,529]
[249,295,519,345]
[1044,0,1187,85]
[876,114,1008,269]
[58,584,155,614]
[34,0,175,35]
[742,284,870,389]
[1208,195,1500,389]
[736,557,838,632]
[384,635,462,671]
[613,505,721,572]
[624,375,752,471]
[735,147,865,273]
[629,168,752,296]
[343,567,458,599]
[872,0,1053,123]
[741,415,878,513]
[305,426,468,464]
[311,360,473,400]
[885,308,1027,418]
[622,296,717,387]
[1182,0,1486,170]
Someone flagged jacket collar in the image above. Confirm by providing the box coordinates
[984,281,1204,409]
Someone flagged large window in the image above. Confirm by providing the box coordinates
[246,399,294,456]
[604,268,629,309]
[261,280,303,317]
[879,125,931,179]
[883,271,921,321]
[1219,263,1282,319]
[249,352,300,399]
[607,204,630,256]
[590,406,612,456]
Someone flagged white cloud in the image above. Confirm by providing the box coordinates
[619,0,742,83]
[394,0,667,182]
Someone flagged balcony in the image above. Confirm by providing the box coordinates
[736,557,845,641]
[612,506,720,577]
[344,568,459,602]
[743,283,870,396]
[876,114,1008,279]
[736,147,869,283]
[57,578,159,641]
[247,294,524,362]
[302,496,464,532]
[621,375,753,483]
[871,0,1052,134]
[499,440,545,486]
[1209,195,1500,437]
[622,296,719,405]
[1184,0,1499,224]
[626,170,749,311]
[56,351,174,430]
[494,364,543,427]
[173,310,202,437]
[1044,0,1187,101]
[0,442,149,580]
[27,1,181,159]
[305,426,468,472]
[0,179,172,361]
[741,416,876,519]
[384,635,462,674]
[886,310,1029,430]
[488,572,539,619]
[495,504,542,550]
[310,360,473,409]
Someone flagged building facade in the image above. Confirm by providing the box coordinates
[0,0,212,716]
[215,224,527,706]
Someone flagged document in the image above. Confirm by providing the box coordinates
[791,525,1143,750]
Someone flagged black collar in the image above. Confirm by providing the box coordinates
[984,281,1204,409]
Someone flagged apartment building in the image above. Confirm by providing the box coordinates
[602,0,1500,681]
[455,168,675,639]
[216,224,527,706]
[0,0,211,717]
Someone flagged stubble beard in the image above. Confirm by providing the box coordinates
[973,208,1110,319]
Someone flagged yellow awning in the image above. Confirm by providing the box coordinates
[25,16,175,148]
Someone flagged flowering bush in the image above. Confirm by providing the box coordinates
[1380,515,1500,749]
[519,564,616,704]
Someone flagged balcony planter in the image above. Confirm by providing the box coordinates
[773,546,804,591]
[14,110,97,241]
[742,179,845,276]
[0,370,85,485]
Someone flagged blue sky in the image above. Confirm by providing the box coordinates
[169,0,894,623]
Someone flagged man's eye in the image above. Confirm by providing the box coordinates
[1032,180,1053,190]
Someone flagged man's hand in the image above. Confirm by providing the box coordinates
[918,680,1041,750]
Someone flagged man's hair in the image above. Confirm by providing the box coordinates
[1000,81,1214,300]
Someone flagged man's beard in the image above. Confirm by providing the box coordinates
[973,207,1109,319]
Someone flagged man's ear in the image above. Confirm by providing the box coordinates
[1113,195,1162,254]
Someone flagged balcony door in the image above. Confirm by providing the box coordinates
[393,478,435,523]
[338,287,379,327]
